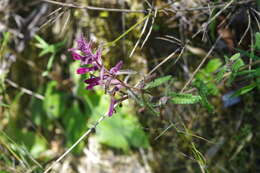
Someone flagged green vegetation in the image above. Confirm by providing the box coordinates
[0,0,259,173]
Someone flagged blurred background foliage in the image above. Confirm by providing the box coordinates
[0,0,260,173]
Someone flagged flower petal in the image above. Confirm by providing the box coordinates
[108,98,116,116]
[110,61,123,75]
[76,66,99,74]
[77,35,92,54]
[84,77,100,84]
[68,49,82,60]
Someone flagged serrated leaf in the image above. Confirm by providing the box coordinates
[140,93,160,116]
[216,67,227,83]
[145,75,172,89]
[232,83,257,97]
[194,80,214,112]
[170,93,202,104]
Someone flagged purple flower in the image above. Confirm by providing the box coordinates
[68,49,82,60]
[69,35,126,116]
[108,98,116,116]
[76,66,98,74]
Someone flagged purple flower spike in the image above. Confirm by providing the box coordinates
[77,35,92,54]
[69,35,126,117]
[108,98,116,116]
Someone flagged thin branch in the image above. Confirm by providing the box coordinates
[238,10,251,45]
[180,37,221,93]
[43,114,107,173]
[154,123,174,140]
[148,47,182,76]
[5,79,44,100]
[41,0,146,13]
[177,0,254,12]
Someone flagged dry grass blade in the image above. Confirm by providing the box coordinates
[192,0,235,38]
[47,7,63,18]
[40,9,65,29]
[165,35,182,44]
[129,12,150,58]
[148,47,181,76]
[61,9,71,35]
[41,0,146,13]
[179,0,254,11]
[238,10,251,45]
[180,36,221,93]
[251,10,260,30]
[141,8,158,48]
[144,0,152,8]
[155,36,182,46]
[154,123,174,140]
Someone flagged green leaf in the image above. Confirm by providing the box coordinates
[237,48,260,60]
[145,75,172,89]
[97,117,130,151]
[62,102,89,154]
[96,113,149,151]
[140,93,160,116]
[0,103,10,107]
[216,66,227,83]
[170,93,202,104]
[1,32,10,48]
[34,35,65,56]
[230,53,241,61]
[194,80,214,112]
[232,83,257,97]
[205,59,222,73]
[43,81,66,119]
[232,58,245,72]
[255,32,260,50]
[92,95,149,151]
[34,35,48,49]
[46,54,56,70]
[153,24,160,31]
